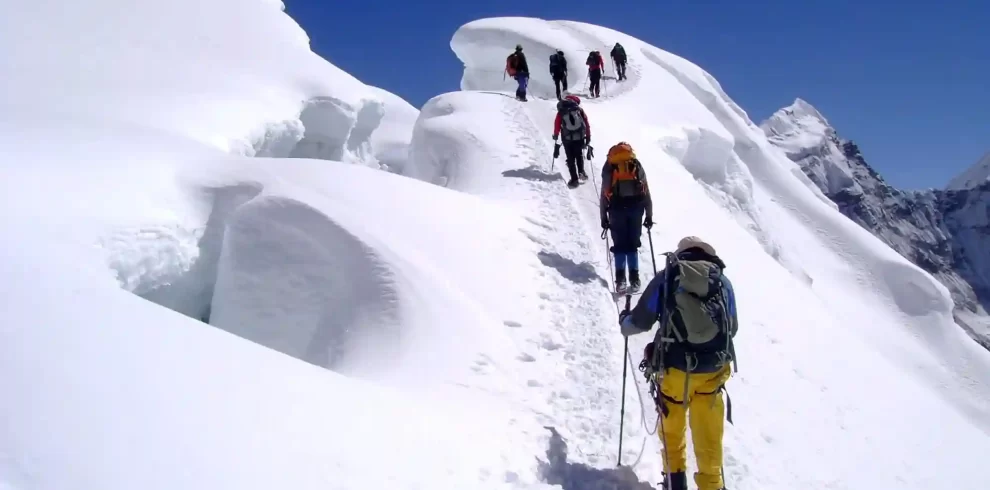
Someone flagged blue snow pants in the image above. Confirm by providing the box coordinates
[515,73,529,99]
[608,202,645,271]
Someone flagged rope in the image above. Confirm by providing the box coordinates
[590,153,656,468]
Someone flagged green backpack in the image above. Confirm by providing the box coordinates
[657,255,738,373]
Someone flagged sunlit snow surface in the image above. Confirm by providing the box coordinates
[1,4,989,490]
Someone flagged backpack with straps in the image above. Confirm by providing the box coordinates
[605,142,645,201]
[612,43,627,61]
[557,101,586,142]
[587,51,602,69]
[506,53,518,76]
[665,258,737,364]
[549,53,563,74]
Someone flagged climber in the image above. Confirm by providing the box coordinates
[505,45,530,102]
[553,94,590,188]
[610,43,627,81]
[619,236,738,490]
[600,142,652,291]
[586,50,605,98]
[549,50,568,100]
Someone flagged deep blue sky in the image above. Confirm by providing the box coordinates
[285,0,987,190]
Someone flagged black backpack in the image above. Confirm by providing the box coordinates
[557,101,586,142]
[549,53,564,74]
[589,51,605,68]
[612,44,626,60]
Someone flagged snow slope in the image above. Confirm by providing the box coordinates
[0,2,562,489]
[4,3,990,490]
[436,17,990,489]
[762,99,990,349]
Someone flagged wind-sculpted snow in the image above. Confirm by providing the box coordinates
[210,194,401,370]
[0,238,534,490]
[451,18,639,102]
[0,0,410,167]
[4,2,990,488]
[369,86,420,173]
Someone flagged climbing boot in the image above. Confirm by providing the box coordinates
[614,268,627,293]
[662,472,687,490]
[629,269,641,292]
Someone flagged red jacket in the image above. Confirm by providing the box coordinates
[553,107,591,140]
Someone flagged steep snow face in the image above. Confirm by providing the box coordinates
[948,151,990,190]
[448,17,990,490]
[368,86,420,173]
[1,1,553,489]
[762,100,990,349]
[0,0,421,167]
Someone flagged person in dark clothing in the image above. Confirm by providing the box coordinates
[505,45,530,101]
[586,51,605,98]
[549,50,568,100]
[610,43,628,81]
[599,142,653,291]
[552,95,591,187]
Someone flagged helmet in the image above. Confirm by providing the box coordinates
[607,142,636,163]
[565,94,581,105]
[515,44,523,51]
[557,49,564,55]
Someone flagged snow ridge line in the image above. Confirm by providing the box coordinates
[519,96,663,479]
[547,21,641,102]
[496,94,644,468]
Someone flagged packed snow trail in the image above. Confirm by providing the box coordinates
[451,17,990,490]
[408,89,666,483]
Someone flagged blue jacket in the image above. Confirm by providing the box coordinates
[620,249,737,373]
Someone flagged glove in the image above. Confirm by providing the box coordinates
[586,145,595,160]
[553,143,561,159]
[618,310,631,325]
[601,217,609,230]
[643,216,653,229]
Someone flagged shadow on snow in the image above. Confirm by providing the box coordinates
[538,427,655,490]
[537,250,607,288]
[503,166,563,183]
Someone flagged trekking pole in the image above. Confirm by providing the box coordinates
[617,296,631,467]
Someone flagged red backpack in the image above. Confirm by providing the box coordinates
[506,53,519,76]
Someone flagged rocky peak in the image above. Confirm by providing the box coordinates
[947,151,990,191]
[762,98,834,154]
[761,101,990,350]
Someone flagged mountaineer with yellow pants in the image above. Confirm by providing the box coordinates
[619,236,738,490]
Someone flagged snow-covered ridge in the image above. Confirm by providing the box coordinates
[4,4,990,490]
[761,99,990,350]
[435,17,990,489]
[0,0,419,168]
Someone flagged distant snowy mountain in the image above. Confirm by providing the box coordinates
[948,151,990,190]
[762,99,990,349]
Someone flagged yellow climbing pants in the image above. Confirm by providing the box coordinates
[656,364,731,490]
